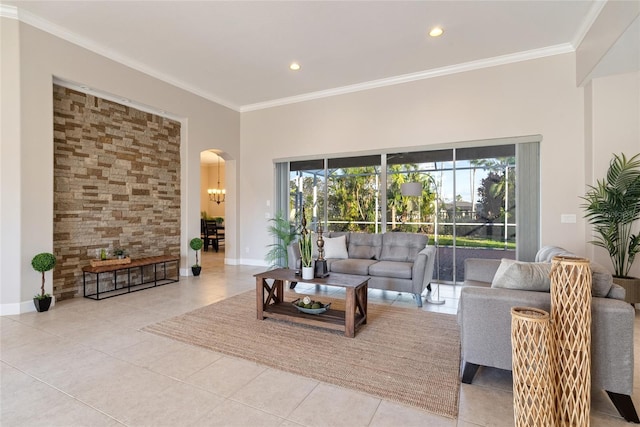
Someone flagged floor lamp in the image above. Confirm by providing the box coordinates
[400,181,445,306]
[400,182,444,305]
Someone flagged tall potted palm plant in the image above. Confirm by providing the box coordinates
[265,211,298,269]
[582,152,640,304]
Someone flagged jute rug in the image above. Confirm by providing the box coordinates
[143,290,460,418]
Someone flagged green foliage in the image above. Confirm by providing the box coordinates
[31,252,56,298]
[190,237,204,267]
[265,212,298,269]
[31,253,57,273]
[582,153,640,278]
[299,232,313,267]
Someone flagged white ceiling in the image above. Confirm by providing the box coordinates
[3,1,635,112]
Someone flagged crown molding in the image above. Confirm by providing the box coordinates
[6,5,241,112]
[572,0,608,50]
[240,43,575,112]
[0,4,18,19]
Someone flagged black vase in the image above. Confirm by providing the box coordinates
[192,266,202,276]
[33,296,52,312]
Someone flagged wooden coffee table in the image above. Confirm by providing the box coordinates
[254,268,369,337]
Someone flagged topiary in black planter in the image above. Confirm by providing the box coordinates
[31,252,57,312]
[190,237,204,277]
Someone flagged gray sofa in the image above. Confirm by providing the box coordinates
[288,231,436,306]
[459,245,638,422]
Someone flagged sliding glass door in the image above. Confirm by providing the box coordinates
[284,142,527,283]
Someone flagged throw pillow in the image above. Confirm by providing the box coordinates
[322,235,348,259]
[491,258,551,292]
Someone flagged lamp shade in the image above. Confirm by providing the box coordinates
[401,182,422,197]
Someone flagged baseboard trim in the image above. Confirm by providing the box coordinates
[0,296,56,315]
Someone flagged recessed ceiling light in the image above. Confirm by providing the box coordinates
[429,27,444,37]
[289,62,301,71]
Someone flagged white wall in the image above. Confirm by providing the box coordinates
[240,53,590,265]
[586,70,640,277]
[0,19,240,313]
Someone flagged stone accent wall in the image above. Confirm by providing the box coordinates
[53,85,181,300]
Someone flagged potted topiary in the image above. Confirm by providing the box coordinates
[31,252,56,312]
[190,237,204,276]
[582,152,640,304]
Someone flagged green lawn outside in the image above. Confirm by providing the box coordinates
[430,235,516,250]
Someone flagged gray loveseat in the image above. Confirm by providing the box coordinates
[459,245,638,422]
[288,232,436,307]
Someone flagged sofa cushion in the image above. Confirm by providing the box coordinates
[535,245,575,263]
[607,283,626,300]
[379,232,428,262]
[330,259,377,275]
[348,233,382,260]
[322,235,349,259]
[491,258,552,292]
[590,262,613,297]
[369,261,413,279]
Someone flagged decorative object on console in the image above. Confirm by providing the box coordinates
[314,224,329,278]
[582,152,640,304]
[31,252,57,312]
[550,256,592,426]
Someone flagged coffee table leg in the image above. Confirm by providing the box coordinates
[256,277,265,320]
[345,287,355,338]
[358,283,368,325]
[257,278,285,320]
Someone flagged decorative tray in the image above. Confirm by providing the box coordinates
[292,298,331,315]
[90,257,131,267]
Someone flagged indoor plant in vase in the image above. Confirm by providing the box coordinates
[299,230,314,279]
[582,152,640,304]
[31,252,57,312]
[190,237,204,276]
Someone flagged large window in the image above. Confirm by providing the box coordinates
[283,141,537,283]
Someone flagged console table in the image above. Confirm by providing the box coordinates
[82,255,180,300]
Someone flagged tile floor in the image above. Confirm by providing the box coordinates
[1,250,638,426]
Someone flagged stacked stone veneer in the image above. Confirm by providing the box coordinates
[53,85,181,300]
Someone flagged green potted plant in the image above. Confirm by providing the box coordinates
[582,152,640,303]
[190,237,204,276]
[299,231,314,280]
[265,211,298,269]
[113,248,126,259]
[31,252,57,312]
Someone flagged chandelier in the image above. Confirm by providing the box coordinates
[207,153,225,204]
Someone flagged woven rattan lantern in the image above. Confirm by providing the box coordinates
[511,307,556,427]
[550,256,592,427]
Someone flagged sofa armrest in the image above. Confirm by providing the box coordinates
[591,297,635,395]
[458,286,635,395]
[411,246,436,294]
[463,258,501,284]
[458,286,552,371]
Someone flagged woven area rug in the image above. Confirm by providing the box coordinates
[143,290,461,418]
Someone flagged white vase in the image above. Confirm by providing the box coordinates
[302,266,314,280]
